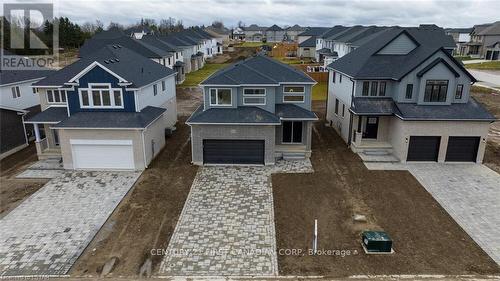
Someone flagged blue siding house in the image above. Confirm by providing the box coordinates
[26,45,178,170]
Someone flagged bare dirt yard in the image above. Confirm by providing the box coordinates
[472,88,500,173]
[272,101,500,277]
[69,116,198,277]
[0,144,47,218]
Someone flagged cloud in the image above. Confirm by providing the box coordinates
[22,0,500,28]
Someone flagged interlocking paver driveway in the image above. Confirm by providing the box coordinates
[0,171,141,276]
[407,163,500,264]
[158,160,313,276]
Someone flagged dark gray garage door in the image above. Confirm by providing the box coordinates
[445,136,480,162]
[407,136,441,161]
[203,139,265,165]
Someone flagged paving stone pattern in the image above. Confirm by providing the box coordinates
[0,171,141,276]
[16,159,65,179]
[158,160,313,276]
[406,163,500,265]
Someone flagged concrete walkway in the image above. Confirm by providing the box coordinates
[158,160,313,277]
[371,163,500,265]
[0,171,141,276]
[469,69,500,89]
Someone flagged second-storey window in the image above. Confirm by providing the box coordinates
[161,80,166,92]
[79,84,123,108]
[153,84,158,96]
[283,86,305,103]
[210,88,232,106]
[424,80,448,102]
[47,89,67,103]
[243,88,266,105]
[405,84,413,99]
[11,86,21,99]
[370,81,378,96]
[362,81,387,97]
[362,81,369,96]
[455,84,464,99]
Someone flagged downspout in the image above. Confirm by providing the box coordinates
[347,78,355,146]
[325,69,330,123]
[141,129,148,169]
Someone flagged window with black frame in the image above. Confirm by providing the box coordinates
[424,80,448,102]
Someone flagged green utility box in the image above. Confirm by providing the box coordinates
[361,231,393,253]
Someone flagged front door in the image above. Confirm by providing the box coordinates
[363,117,379,139]
[53,130,60,146]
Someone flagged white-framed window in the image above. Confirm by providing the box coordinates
[79,83,123,109]
[361,81,387,97]
[47,89,67,103]
[11,86,21,99]
[161,80,166,92]
[283,86,305,103]
[209,88,232,106]
[153,84,158,96]
[243,88,266,105]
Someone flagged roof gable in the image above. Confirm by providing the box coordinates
[416,57,459,78]
[376,31,419,55]
[68,61,128,83]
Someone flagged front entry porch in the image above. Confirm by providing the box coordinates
[351,115,399,163]
[33,123,61,159]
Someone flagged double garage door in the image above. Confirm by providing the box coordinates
[407,136,480,162]
[71,139,135,170]
[203,139,264,165]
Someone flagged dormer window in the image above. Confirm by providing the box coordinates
[79,84,123,108]
[424,80,448,102]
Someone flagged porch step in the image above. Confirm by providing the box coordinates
[282,152,306,161]
[358,151,399,163]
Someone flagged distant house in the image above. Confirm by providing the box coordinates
[466,21,500,60]
[232,27,245,40]
[284,24,306,42]
[445,28,473,56]
[297,27,329,58]
[125,25,154,39]
[186,55,317,165]
[0,67,54,159]
[266,25,285,42]
[25,45,177,170]
[327,26,494,164]
[243,24,267,42]
[205,26,231,45]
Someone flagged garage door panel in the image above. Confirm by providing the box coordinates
[72,140,135,170]
[445,136,480,162]
[407,136,440,162]
[203,140,264,165]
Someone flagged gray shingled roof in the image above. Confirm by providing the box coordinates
[201,55,315,85]
[351,98,398,115]
[396,99,495,121]
[327,27,467,81]
[298,27,330,36]
[52,106,166,129]
[267,25,283,31]
[80,31,170,58]
[445,28,473,33]
[350,97,495,121]
[33,45,176,88]
[24,107,68,123]
[0,69,55,86]
[299,36,316,48]
[320,26,349,39]
[275,104,318,120]
[478,21,500,36]
[244,24,268,31]
[187,105,281,124]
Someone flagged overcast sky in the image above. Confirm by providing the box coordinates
[7,0,500,28]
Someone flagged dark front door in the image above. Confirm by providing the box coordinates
[445,136,480,162]
[486,50,493,60]
[363,117,379,139]
[203,139,265,165]
[493,51,499,60]
[407,136,441,161]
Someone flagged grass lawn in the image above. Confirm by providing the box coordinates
[236,42,272,48]
[465,60,500,70]
[454,55,475,61]
[180,63,229,87]
[312,81,327,101]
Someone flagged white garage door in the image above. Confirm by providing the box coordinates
[71,139,135,170]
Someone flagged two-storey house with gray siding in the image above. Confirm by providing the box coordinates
[326,27,495,163]
[186,55,317,165]
[25,45,177,170]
